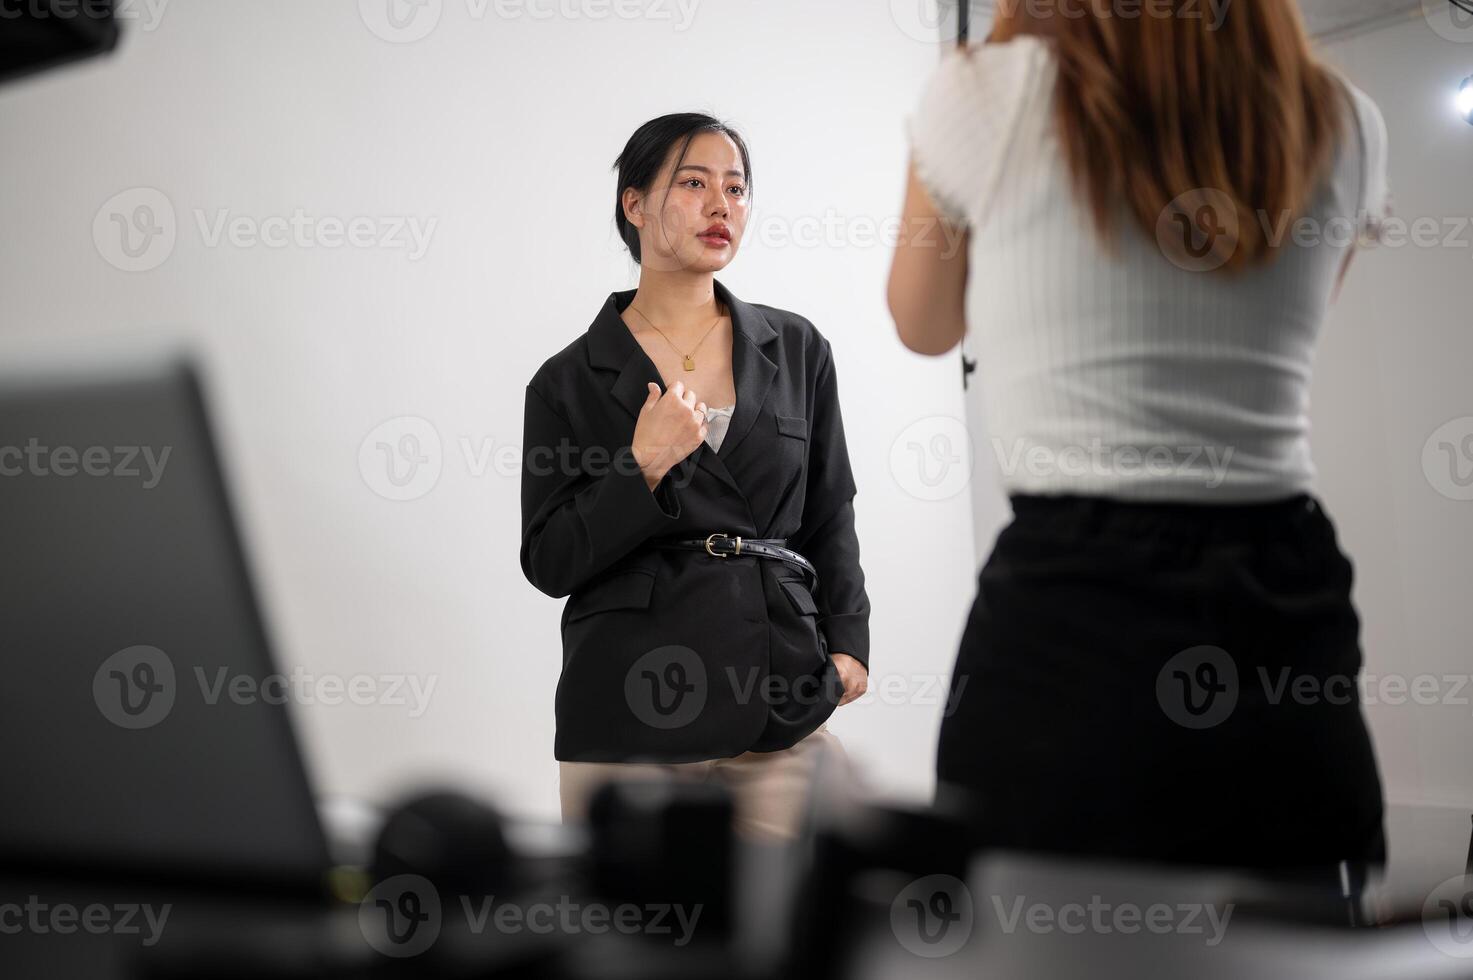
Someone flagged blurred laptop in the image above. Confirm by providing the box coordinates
[0,355,332,895]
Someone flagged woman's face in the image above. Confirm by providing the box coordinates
[626,131,748,274]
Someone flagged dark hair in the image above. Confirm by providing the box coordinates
[612,112,752,265]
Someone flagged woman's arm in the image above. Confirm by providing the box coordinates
[519,382,684,598]
[788,337,871,673]
[887,158,970,356]
[891,39,1044,355]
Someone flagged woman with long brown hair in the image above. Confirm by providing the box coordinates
[889,0,1390,873]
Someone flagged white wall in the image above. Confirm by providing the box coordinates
[1314,15,1473,809]
[0,1,978,822]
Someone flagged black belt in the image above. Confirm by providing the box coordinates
[650,533,819,592]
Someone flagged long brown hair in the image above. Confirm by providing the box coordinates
[988,0,1346,273]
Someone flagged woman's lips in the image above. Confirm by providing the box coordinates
[698,233,730,248]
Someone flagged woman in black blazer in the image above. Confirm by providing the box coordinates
[520,113,870,839]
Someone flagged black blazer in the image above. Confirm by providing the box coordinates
[520,278,870,763]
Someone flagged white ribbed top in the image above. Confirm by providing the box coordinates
[905,36,1391,502]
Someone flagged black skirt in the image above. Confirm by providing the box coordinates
[935,492,1386,874]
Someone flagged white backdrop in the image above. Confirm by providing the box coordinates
[0,0,979,823]
[1312,15,1473,810]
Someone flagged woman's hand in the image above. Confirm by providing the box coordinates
[831,653,868,707]
[632,380,709,491]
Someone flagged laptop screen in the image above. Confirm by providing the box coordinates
[0,358,332,893]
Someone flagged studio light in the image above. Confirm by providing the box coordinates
[1459,75,1473,125]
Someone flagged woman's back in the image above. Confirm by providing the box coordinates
[908,35,1390,502]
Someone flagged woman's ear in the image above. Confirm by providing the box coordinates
[622,187,644,229]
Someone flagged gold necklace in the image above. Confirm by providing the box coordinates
[628,301,725,371]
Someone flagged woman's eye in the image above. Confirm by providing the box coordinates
[729,185,746,197]
[683,178,704,189]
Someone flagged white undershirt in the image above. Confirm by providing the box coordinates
[703,404,735,452]
[905,36,1391,502]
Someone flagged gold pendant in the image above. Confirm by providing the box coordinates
[682,355,695,371]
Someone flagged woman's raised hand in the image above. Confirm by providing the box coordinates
[632,380,709,491]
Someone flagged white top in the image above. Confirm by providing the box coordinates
[905,36,1391,501]
[703,404,735,452]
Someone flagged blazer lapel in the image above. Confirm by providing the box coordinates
[710,278,778,461]
[586,278,778,499]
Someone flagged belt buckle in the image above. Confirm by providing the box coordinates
[704,532,742,557]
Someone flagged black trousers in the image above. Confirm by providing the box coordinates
[935,492,1386,875]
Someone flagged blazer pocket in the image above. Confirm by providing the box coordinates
[565,569,655,623]
[775,414,808,440]
[778,577,819,616]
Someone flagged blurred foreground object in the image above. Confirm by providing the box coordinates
[0,0,120,86]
